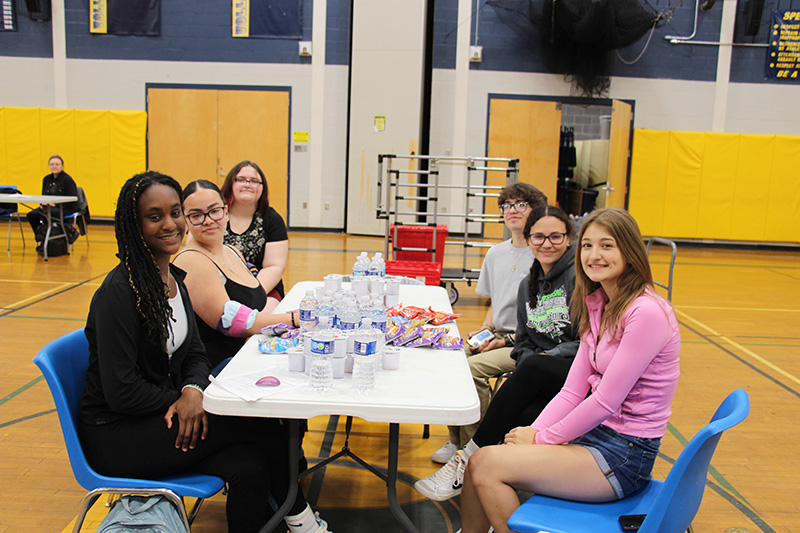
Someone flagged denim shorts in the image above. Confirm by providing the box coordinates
[571,424,661,499]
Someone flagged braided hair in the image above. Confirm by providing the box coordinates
[115,171,183,345]
[523,205,574,302]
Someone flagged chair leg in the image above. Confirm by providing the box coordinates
[72,492,103,533]
[17,213,25,247]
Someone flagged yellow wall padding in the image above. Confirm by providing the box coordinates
[0,107,147,218]
[629,130,800,244]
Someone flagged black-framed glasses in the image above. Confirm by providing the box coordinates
[499,201,529,213]
[233,176,263,186]
[185,206,227,226]
[529,232,567,245]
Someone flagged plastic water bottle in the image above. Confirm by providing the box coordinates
[310,316,334,391]
[331,293,345,330]
[339,299,361,331]
[370,303,388,354]
[353,318,377,392]
[317,297,335,329]
[353,252,370,277]
[299,289,318,334]
[369,252,385,277]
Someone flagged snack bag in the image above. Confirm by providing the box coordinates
[404,327,448,347]
[399,305,427,320]
[258,337,297,353]
[433,335,465,350]
[280,329,302,339]
[393,326,424,346]
[385,322,407,344]
[427,307,462,325]
[260,323,293,336]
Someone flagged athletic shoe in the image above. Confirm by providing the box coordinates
[414,450,467,501]
[431,440,458,464]
[312,513,331,533]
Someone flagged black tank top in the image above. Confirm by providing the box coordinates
[177,246,268,367]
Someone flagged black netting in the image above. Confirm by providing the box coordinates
[488,0,674,96]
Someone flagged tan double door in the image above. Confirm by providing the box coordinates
[147,87,290,220]
[486,96,632,239]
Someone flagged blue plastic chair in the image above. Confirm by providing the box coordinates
[33,329,225,533]
[507,389,750,533]
[0,185,25,250]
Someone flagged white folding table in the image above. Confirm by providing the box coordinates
[203,280,480,533]
[0,193,77,260]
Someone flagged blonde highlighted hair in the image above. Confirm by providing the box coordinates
[570,207,656,339]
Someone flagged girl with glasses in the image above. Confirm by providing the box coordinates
[79,172,331,533]
[220,160,289,300]
[415,206,580,501]
[458,208,680,533]
[174,180,298,372]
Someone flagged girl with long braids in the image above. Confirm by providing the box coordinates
[458,208,681,533]
[415,206,580,501]
[78,172,332,533]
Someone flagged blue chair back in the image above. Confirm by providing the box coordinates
[638,389,750,532]
[33,328,225,498]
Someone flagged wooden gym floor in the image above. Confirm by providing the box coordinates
[0,224,798,532]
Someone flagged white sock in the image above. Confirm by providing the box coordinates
[285,503,317,533]
[462,439,479,460]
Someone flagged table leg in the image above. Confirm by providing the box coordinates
[43,208,51,261]
[259,419,299,533]
[387,423,420,533]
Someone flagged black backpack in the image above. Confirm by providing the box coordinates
[34,222,76,257]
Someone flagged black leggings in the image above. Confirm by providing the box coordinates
[472,354,574,448]
[79,414,306,533]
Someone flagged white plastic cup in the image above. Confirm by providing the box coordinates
[304,354,313,375]
[323,274,342,293]
[386,278,401,295]
[369,277,386,295]
[384,293,401,308]
[345,354,354,373]
[352,277,369,295]
[334,334,347,358]
[382,348,400,370]
[332,356,346,379]
[288,351,305,372]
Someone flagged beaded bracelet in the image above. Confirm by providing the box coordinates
[182,383,204,394]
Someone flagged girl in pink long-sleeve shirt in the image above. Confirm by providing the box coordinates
[458,208,681,533]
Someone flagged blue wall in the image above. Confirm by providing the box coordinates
[431,0,797,86]
[0,0,350,65]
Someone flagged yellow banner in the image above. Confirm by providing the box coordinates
[89,0,107,34]
[232,0,249,38]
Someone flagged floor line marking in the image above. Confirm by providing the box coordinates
[675,309,800,387]
[0,375,44,408]
[6,283,74,308]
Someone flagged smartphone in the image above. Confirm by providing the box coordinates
[618,514,646,532]
[467,328,495,350]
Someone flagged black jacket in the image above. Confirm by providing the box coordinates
[510,243,579,367]
[80,264,211,425]
[41,171,79,214]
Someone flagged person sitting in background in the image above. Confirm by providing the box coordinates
[174,179,299,372]
[221,160,288,299]
[27,155,78,250]
[415,206,579,500]
[458,207,681,533]
[78,171,331,533]
[429,182,547,465]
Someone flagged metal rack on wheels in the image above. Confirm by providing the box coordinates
[376,154,520,304]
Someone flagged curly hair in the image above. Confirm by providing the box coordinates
[498,182,547,209]
[115,171,183,345]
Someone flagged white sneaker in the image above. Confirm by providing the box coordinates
[312,513,331,533]
[414,450,467,501]
[431,441,458,464]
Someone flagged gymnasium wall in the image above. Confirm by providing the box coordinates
[0,107,146,218]
[1,0,799,240]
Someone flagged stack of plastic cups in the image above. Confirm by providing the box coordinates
[385,278,401,308]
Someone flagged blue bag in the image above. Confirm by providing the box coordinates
[95,495,188,533]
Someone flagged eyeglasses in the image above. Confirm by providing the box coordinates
[233,176,263,186]
[499,201,529,213]
[529,232,567,246]
[185,206,227,226]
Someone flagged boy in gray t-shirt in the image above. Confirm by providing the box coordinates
[430,182,547,464]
